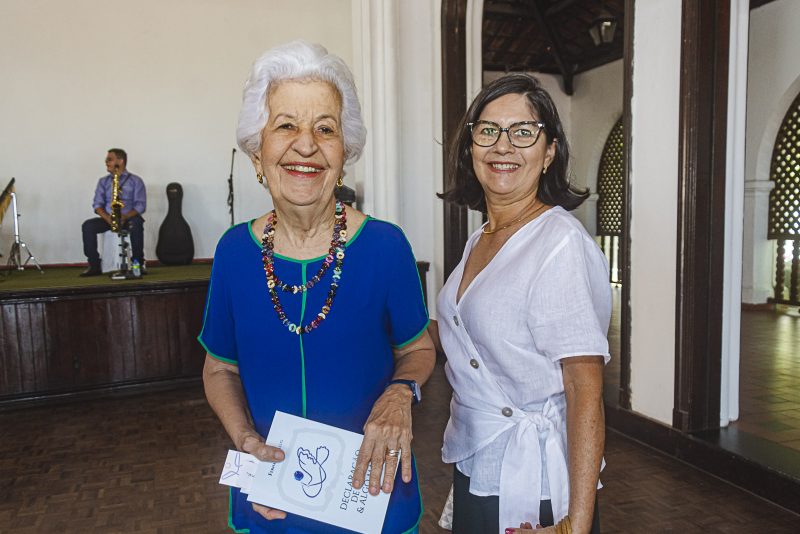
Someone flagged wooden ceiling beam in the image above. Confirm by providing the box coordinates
[493,19,539,71]
[545,0,581,16]
[528,0,575,94]
[483,4,531,18]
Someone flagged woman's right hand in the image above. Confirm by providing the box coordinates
[237,429,287,521]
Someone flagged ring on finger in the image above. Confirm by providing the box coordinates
[386,448,401,458]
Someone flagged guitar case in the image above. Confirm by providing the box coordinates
[156,182,194,265]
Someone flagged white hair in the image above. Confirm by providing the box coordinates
[236,40,366,164]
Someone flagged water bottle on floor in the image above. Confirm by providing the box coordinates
[132,260,142,278]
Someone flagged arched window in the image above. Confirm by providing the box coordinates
[768,91,800,305]
[596,117,624,284]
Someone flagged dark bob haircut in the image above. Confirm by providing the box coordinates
[439,73,587,212]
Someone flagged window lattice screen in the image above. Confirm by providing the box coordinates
[596,117,624,236]
[768,92,800,239]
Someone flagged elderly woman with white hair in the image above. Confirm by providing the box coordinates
[200,41,435,533]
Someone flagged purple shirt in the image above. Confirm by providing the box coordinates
[92,171,146,215]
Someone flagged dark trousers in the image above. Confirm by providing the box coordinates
[82,215,144,266]
[452,466,601,534]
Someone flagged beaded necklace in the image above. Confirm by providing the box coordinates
[261,201,347,335]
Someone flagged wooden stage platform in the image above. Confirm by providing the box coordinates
[1,262,429,407]
[0,265,211,406]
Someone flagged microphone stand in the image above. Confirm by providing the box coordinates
[227,148,236,227]
[4,184,44,275]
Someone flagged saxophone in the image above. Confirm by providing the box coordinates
[110,170,124,233]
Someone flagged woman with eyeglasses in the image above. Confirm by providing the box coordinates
[429,74,611,534]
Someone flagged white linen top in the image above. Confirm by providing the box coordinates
[438,206,611,533]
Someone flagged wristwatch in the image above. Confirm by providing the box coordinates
[386,379,421,405]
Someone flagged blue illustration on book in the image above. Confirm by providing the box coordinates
[296,446,330,498]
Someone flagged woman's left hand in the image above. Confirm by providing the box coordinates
[351,385,414,496]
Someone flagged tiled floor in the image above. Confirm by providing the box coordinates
[736,305,800,451]
[2,369,799,533]
[603,286,800,454]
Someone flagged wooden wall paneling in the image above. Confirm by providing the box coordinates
[190,290,207,372]
[178,290,207,376]
[176,289,201,375]
[23,302,48,391]
[14,303,38,393]
[131,293,171,380]
[0,306,8,394]
[1,282,210,404]
[95,296,136,382]
[90,297,114,379]
[164,292,181,375]
[70,298,109,387]
[42,299,76,391]
[674,0,730,432]
[1,304,23,395]
[166,291,200,377]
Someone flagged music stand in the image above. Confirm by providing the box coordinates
[1,178,44,274]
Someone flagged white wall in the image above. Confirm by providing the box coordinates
[742,0,800,303]
[570,60,623,192]
[0,0,352,263]
[570,60,623,233]
[347,0,443,316]
[628,0,682,424]
[396,0,443,313]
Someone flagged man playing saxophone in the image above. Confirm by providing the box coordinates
[80,148,146,277]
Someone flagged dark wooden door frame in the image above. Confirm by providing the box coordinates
[441,0,469,280]
[619,0,634,410]
[673,0,730,433]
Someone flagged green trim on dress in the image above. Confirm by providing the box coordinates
[393,319,431,349]
[247,216,372,262]
[299,262,308,418]
[227,487,250,533]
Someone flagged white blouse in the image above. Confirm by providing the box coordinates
[438,206,611,533]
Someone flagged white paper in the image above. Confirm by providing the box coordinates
[245,411,394,534]
[219,450,260,494]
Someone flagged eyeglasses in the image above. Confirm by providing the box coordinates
[468,120,546,148]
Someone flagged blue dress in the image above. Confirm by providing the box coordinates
[199,217,428,534]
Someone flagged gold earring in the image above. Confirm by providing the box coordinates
[257,173,263,184]
[336,176,344,188]
[543,165,549,175]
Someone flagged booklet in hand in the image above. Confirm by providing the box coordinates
[219,411,398,534]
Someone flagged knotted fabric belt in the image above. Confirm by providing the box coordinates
[497,397,568,534]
